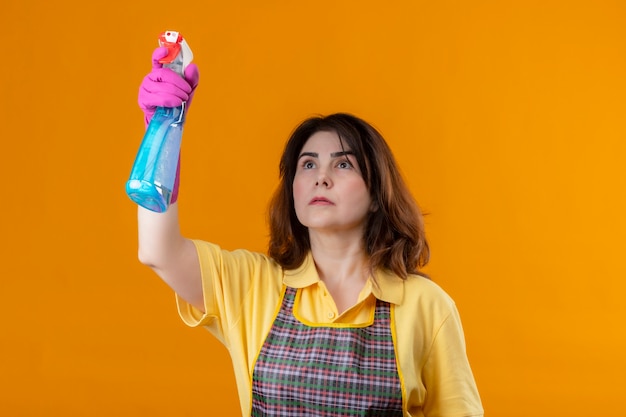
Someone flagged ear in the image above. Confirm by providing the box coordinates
[370,200,380,213]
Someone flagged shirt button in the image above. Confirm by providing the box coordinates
[327,312,335,319]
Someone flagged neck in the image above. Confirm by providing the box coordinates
[308,231,369,287]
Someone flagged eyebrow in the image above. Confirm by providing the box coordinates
[298,151,355,159]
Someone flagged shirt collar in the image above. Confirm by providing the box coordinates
[370,268,405,305]
[283,253,406,305]
[282,252,320,288]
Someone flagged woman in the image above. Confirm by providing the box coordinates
[136,47,484,417]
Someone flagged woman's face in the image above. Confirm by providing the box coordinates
[292,130,372,235]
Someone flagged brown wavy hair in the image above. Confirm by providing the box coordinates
[268,113,429,279]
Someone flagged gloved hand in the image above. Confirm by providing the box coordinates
[138,46,200,128]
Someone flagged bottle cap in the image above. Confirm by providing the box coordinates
[158,30,194,71]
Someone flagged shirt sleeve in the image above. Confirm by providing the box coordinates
[176,240,278,346]
[421,304,484,417]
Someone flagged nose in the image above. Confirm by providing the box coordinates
[315,171,332,188]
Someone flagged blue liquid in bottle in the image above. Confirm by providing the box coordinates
[126,103,186,213]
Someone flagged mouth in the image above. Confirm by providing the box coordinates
[309,196,334,205]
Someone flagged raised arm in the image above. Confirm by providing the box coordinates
[137,204,203,310]
[134,47,204,311]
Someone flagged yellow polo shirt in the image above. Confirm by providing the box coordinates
[177,240,483,417]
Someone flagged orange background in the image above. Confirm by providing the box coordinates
[2,1,625,416]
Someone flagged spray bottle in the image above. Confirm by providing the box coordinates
[126,30,194,213]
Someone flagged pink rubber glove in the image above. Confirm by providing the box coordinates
[137,46,199,205]
[138,46,200,128]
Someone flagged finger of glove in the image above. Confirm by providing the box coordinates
[183,63,200,90]
[139,83,191,109]
[138,69,193,109]
[151,47,170,69]
[148,68,193,94]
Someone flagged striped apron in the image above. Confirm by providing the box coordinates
[251,286,403,416]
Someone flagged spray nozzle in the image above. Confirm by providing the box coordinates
[158,30,194,75]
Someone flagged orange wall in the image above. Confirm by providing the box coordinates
[2,1,625,415]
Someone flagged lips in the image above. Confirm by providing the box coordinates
[309,196,334,205]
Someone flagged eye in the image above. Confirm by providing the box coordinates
[337,159,353,169]
[301,160,316,169]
